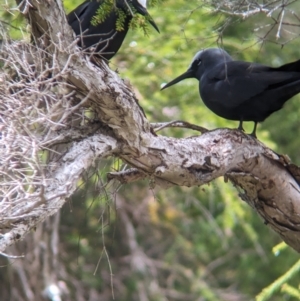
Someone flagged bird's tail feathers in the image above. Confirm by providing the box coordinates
[276,59,300,73]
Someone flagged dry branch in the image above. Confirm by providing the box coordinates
[204,0,300,47]
[0,0,300,254]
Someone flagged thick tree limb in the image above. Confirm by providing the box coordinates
[1,0,300,253]
[0,134,117,252]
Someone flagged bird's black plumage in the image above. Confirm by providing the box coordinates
[162,48,300,137]
[68,0,159,60]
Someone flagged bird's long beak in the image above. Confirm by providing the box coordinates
[161,69,194,90]
[147,14,160,33]
[135,4,160,33]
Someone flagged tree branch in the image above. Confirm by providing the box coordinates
[0,134,117,252]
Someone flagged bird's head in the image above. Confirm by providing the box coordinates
[161,48,233,90]
[119,0,159,33]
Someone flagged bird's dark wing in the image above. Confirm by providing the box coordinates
[67,1,91,27]
[205,61,300,107]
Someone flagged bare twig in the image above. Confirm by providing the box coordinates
[151,120,208,133]
[107,168,147,184]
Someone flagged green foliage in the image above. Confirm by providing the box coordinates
[0,0,26,40]
[91,0,115,26]
[115,9,128,31]
[89,0,165,34]
[281,284,300,300]
[256,259,300,301]
[130,14,151,36]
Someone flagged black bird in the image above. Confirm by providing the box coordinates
[161,48,300,137]
[67,0,159,60]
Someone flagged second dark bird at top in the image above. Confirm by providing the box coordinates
[68,0,159,61]
[162,48,300,137]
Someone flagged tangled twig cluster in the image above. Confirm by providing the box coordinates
[0,34,84,232]
[205,0,300,44]
[208,0,298,18]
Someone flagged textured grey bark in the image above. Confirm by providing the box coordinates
[1,0,300,257]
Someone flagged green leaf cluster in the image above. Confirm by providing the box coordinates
[91,0,115,26]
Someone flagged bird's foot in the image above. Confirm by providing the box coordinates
[249,122,258,138]
[237,125,245,132]
[237,120,245,132]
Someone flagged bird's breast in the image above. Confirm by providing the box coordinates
[199,78,243,121]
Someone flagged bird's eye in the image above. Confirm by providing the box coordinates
[193,59,201,67]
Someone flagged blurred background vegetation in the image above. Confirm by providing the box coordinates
[1,0,300,300]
